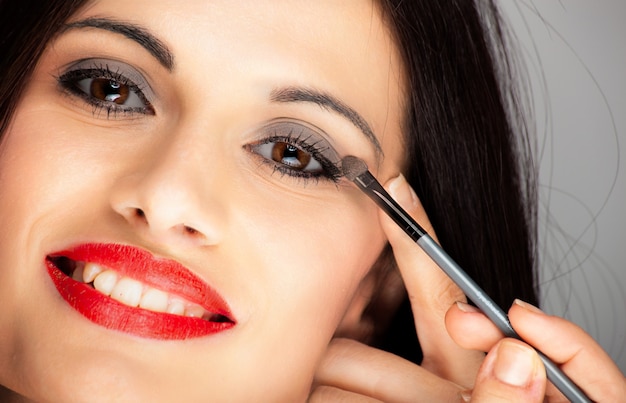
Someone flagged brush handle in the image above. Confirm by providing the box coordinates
[418,235,591,403]
[353,170,591,403]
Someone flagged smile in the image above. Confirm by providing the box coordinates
[46,243,235,340]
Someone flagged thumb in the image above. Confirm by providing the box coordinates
[467,339,546,402]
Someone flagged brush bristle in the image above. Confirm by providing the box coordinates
[341,156,369,181]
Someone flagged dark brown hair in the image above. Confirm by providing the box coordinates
[0,0,87,134]
[369,0,537,361]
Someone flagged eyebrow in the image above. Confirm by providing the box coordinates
[270,87,383,158]
[62,17,174,71]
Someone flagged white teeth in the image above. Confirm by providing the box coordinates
[166,298,186,316]
[110,277,143,307]
[185,304,205,318]
[77,262,215,320]
[83,262,104,283]
[139,288,169,312]
[93,270,118,296]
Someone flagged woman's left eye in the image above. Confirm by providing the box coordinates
[253,141,323,174]
[246,121,342,183]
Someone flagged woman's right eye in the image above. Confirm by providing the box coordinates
[58,59,155,116]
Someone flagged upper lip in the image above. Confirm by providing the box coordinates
[48,243,234,319]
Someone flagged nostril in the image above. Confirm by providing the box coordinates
[178,224,207,243]
[117,204,212,244]
[133,208,149,224]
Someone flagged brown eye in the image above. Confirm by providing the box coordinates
[251,141,323,174]
[271,142,312,169]
[58,59,156,116]
[74,76,148,109]
[90,78,130,104]
[245,120,342,182]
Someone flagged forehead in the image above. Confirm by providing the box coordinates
[70,0,406,170]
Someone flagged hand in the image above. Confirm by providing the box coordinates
[311,174,484,401]
[447,299,626,402]
[312,174,626,402]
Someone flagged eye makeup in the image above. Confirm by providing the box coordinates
[56,58,353,186]
[56,59,347,185]
[245,120,343,183]
[57,58,155,117]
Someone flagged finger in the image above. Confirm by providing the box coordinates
[308,386,384,403]
[469,339,546,403]
[509,300,626,401]
[446,301,505,352]
[314,338,465,402]
[381,174,483,386]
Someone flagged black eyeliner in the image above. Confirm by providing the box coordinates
[249,120,343,183]
[57,59,155,116]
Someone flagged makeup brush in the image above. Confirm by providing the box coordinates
[340,155,591,403]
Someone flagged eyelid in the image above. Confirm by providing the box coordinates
[246,118,343,182]
[59,57,157,103]
[253,119,341,163]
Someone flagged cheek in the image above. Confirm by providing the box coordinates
[0,113,93,248]
[235,185,386,329]
[0,100,143,236]
[215,191,385,391]
[1,108,82,198]
[0,111,60,247]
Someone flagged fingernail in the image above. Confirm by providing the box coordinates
[459,390,472,402]
[513,299,544,315]
[456,301,481,313]
[494,340,538,387]
[388,174,418,210]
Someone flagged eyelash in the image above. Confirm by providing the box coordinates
[247,131,342,183]
[57,65,154,117]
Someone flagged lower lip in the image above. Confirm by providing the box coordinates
[46,260,234,340]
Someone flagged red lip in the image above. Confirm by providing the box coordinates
[46,243,235,340]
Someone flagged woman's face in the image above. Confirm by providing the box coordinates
[0,0,405,401]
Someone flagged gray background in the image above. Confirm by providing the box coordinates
[500,1,625,372]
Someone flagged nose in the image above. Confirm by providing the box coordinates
[110,135,227,247]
